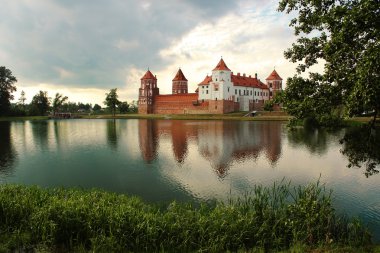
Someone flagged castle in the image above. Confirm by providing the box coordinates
[138,58,282,114]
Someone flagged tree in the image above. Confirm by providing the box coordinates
[264,100,274,112]
[104,88,120,117]
[93,104,101,111]
[61,102,78,113]
[278,0,380,126]
[18,90,26,106]
[30,91,50,116]
[129,100,138,113]
[52,93,68,114]
[78,102,91,112]
[0,66,17,116]
[118,101,129,114]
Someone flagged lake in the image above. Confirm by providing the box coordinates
[0,119,379,241]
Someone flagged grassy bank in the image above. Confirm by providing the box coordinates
[0,182,375,252]
[0,116,49,121]
[81,112,291,121]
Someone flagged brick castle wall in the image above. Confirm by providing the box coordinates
[153,93,210,114]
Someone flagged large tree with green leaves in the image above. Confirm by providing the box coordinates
[30,91,50,116]
[278,0,379,126]
[0,66,17,116]
[52,93,68,114]
[104,88,120,117]
[118,101,129,114]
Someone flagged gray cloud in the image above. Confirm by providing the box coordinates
[0,0,243,89]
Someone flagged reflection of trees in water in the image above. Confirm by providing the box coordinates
[287,127,339,155]
[340,126,380,177]
[106,119,118,150]
[53,121,61,147]
[30,120,49,150]
[0,122,17,175]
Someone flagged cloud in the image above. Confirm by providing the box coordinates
[0,0,240,89]
[1,0,319,105]
[150,0,298,95]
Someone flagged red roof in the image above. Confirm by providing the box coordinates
[231,74,269,89]
[141,70,157,80]
[172,68,188,81]
[266,70,282,80]
[198,75,212,86]
[213,58,231,71]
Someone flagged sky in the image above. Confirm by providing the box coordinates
[0,0,310,106]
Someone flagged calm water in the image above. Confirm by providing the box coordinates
[0,119,379,241]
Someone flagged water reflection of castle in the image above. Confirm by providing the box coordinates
[138,120,282,177]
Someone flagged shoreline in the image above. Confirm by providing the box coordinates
[0,113,375,124]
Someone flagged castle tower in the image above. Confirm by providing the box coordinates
[210,58,233,101]
[138,70,159,114]
[172,68,188,94]
[265,69,283,98]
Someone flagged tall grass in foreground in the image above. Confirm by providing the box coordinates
[0,181,372,252]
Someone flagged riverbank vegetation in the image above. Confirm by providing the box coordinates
[278,0,379,128]
[0,182,375,252]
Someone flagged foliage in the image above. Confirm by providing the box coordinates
[93,104,101,111]
[18,91,26,106]
[263,100,274,112]
[278,0,380,126]
[0,66,17,116]
[78,102,92,112]
[60,102,92,113]
[0,182,372,252]
[340,125,380,177]
[52,93,68,114]
[129,100,138,113]
[104,88,120,117]
[29,91,50,116]
[118,101,129,114]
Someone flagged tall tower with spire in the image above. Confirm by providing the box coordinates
[211,58,232,100]
[265,69,283,98]
[172,68,188,94]
[138,70,159,114]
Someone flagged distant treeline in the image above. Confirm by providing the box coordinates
[0,65,138,117]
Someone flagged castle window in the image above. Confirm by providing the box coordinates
[206,90,209,94]
[239,90,241,95]
[216,78,218,81]
[228,87,230,92]
[235,90,237,95]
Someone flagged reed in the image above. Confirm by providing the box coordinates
[0,181,373,252]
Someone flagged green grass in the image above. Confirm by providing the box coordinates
[82,112,291,121]
[0,116,49,121]
[0,181,375,252]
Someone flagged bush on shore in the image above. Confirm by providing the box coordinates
[0,182,373,252]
